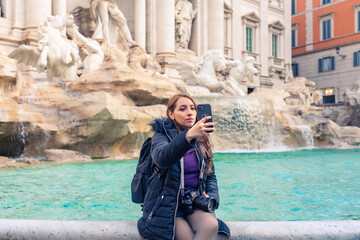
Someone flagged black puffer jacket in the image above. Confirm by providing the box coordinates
[137,118,228,240]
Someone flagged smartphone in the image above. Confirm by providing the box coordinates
[197,104,213,132]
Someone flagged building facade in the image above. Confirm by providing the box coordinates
[292,0,360,104]
[0,0,291,92]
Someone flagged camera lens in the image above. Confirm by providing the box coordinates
[193,195,216,213]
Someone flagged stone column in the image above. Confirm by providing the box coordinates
[11,0,26,39]
[156,0,175,54]
[25,0,51,26]
[24,0,52,44]
[52,0,66,36]
[146,0,156,56]
[283,0,291,67]
[134,0,146,49]
[207,0,223,51]
[52,0,66,17]
[259,0,272,88]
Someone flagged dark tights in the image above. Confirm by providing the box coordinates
[175,210,218,240]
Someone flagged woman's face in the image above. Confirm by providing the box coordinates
[168,97,197,130]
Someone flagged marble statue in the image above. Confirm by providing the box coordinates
[90,0,137,47]
[170,49,236,94]
[225,57,258,96]
[284,63,294,83]
[9,15,80,81]
[175,0,198,51]
[67,22,104,73]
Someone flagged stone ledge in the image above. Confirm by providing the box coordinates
[1,219,360,239]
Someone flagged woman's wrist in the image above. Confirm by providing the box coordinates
[185,129,195,143]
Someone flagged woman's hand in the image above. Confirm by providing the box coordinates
[202,192,210,198]
[186,116,215,142]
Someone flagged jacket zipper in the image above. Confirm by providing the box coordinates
[162,121,179,240]
[147,194,165,220]
[172,185,181,240]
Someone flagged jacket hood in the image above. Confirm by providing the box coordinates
[150,118,175,134]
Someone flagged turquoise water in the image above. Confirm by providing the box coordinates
[0,149,359,221]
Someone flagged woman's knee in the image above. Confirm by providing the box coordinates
[203,214,218,232]
[192,211,218,232]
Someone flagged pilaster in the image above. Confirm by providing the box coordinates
[134,0,146,49]
[207,0,224,51]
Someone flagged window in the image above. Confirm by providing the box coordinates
[321,88,335,104]
[246,27,253,52]
[322,0,331,5]
[242,12,260,54]
[292,63,299,77]
[291,0,296,15]
[354,5,360,32]
[318,56,335,72]
[291,29,296,48]
[322,19,331,40]
[354,51,360,67]
[269,21,284,59]
[272,34,278,58]
[0,0,4,18]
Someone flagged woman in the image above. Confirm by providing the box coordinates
[137,94,230,240]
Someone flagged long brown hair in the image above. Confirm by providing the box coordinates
[166,94,214,173]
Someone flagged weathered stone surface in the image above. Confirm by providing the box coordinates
[335,126,360,146]
[67,64,178,106]
[322,79,360,127]
[44,149,92,162]
[0,156,16,168]
[17,158,41,164]
[0,55,18,97]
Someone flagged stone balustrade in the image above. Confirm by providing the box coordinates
[1,219,360,239]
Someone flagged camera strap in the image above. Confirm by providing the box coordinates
[180,157,185,198]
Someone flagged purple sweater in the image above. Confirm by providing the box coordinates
[183,148,199,192]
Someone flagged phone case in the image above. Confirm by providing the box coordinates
[197,104,213,123]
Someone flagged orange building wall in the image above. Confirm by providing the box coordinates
[297,0,306,13]
[292,14,307,55]
[313,0,344,9]
[293,0,360,55]
[313,0,360,50]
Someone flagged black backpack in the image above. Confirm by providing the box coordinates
[131,137,159,204]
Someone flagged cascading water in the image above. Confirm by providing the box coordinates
[296,126,314,146]
[8,108,28,157]
[282,113,315,147]
[194,96,283,151]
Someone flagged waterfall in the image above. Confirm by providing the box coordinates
[8,108,28,156]
[194,96,282,151]
[282,113,315,147]
[296,126,314,146]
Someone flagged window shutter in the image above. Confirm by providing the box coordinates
[354,52,359,67]
[331,56,335,70]
[358,11,360,32]
[322,21,326,40]
[328,20,331,39]
[292,29,295,48]
[294,63,299,77]
[318,59,323,72]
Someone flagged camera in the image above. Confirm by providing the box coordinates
[182,190,216,215]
